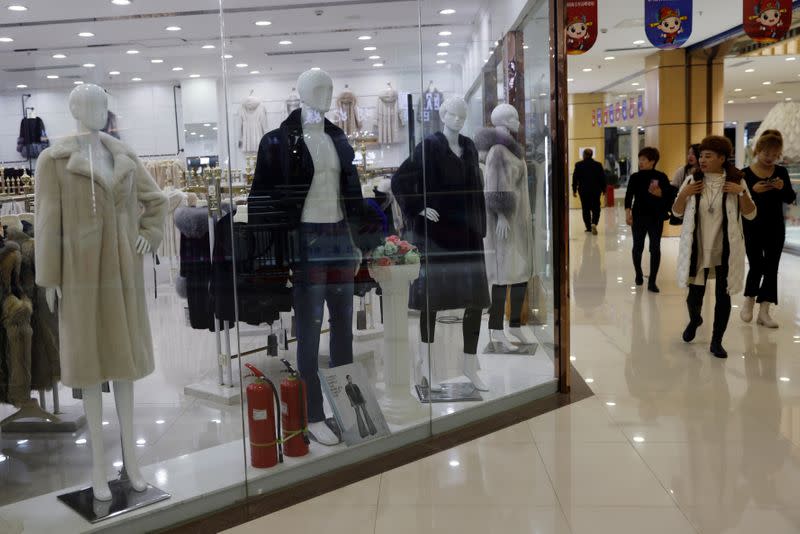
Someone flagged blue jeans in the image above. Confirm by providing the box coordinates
[293,222,357,423]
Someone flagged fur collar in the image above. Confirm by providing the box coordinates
[174,204,234,238]
[45,132,136,192]
[473,127,524,160]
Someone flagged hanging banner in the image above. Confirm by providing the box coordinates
[566,0,598,55]
[637,95,645,118]
[592,112,597,127]
[645,1,692,49]
[744,0,790,44]
[608,104,615,125]
[597,108,603,127]
[615,103,622,122]
[622,99,629,121]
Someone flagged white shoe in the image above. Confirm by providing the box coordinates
[463,353,489,391]
[757,302,779,329]
[508,326,533,345]
[740,297,755,323]
[309,421,339,446]
[489,330,517,353]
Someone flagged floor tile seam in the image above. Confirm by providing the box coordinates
[138,398,200,463]
[530,438,576,533]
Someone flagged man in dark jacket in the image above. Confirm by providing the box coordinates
[572,148,606,234]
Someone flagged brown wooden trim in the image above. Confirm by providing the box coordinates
[160,369,593,534]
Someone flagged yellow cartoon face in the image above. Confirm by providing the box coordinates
[567,22,588,39]
[657,16,682,34]
[760,9,781,26]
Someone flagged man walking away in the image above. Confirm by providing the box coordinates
[572,148,606,235]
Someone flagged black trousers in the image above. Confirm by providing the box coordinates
[488,283,528,330]
[631,216,663,282]
[580,193,602,230]
[744,225,785,305]
[687,265,731,342]
[421,308,482,355]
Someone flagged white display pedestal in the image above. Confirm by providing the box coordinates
[369,263,420,391]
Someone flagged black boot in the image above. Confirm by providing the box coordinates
[635,273,644,286]
[683,317,703,343]
[710,338,728,359]
[648,281,660,293]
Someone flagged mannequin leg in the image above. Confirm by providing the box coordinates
[417,310,439,389]
[462,308,488,391]
[113,380,147,491]
[507,282,532,344]
[488,285,516,352]
[82,384,112,501]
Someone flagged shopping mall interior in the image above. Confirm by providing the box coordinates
[0,0,798,533]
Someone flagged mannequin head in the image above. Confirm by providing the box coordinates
[491,104,520,133]
[297,69,333,112]
[439,97,467,134]
[69,83,108,132]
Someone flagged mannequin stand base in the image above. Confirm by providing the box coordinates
[1,406,86,433]
[483,341,539,356]
[57,479,170,524]
[183,381,241,406]
[415,382,483,403]
[353,327,384,342]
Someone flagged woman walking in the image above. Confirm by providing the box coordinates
[740,130,796,328]
[671,144,701,188]
[672,136,757,358]
[625,147,672,293]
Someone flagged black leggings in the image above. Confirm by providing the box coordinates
[632,216,663,282]
[420,308,482,355]
[687,265,731,342]
[744,225,785,305]
[488,283,528,330]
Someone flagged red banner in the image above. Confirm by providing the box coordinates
[744,0,790,44]
[566,0,598,55]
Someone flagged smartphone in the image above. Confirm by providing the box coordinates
[650,179,659,188]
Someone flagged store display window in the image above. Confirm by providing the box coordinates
[0,0,565,530]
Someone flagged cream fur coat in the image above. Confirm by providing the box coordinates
[34,133,168,388]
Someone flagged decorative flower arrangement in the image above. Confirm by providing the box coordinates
[369,235,420,267]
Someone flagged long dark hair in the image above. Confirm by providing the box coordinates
[694,136,742,183]
[684,144,700,175]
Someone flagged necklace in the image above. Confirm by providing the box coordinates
[704,180,723,214]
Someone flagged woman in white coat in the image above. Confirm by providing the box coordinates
[672,136,756,359]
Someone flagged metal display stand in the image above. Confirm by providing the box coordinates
[57,479,170,524]
[1,385,86,433]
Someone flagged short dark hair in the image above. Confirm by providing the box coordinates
[582,148,594,159]
[638,147,660,165]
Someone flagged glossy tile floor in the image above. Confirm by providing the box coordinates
[227,205,800,534]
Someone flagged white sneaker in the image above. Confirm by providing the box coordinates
[740,297,755,323]
[463,353,489,391]
[757,302,779,329]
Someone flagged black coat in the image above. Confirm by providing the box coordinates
[392,133,490,311]
[175,207,216,331]
[624,169,674,220]
[248,109,382,256]
[572,158,606,197]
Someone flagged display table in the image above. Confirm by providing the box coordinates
[369,263,420,389]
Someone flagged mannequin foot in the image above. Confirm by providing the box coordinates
[508,327,532,345]
[91,466,112,502]
[463,354,488,391]
[123,463,148,492]
[308,421,339,446]
[489,330,517,352]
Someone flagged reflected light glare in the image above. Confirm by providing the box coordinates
[155,419,165,425]
[136,438,147,445]
[75,438,87,445]
[0,455,6,462]
[633,436,645,443]
[605,402,616,407]
[585,378,594,383]
[16,440,28,445]
[113,460,124,467]
[449,460,460,467]
[102,420,110,425]
[8,5,28,11]
[780,377,791,382]
[255,20,272,26]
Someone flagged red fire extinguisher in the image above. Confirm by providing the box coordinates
[244,364,283,469]
[280,359,310,458]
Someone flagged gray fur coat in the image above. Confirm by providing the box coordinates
[474,127,534,286]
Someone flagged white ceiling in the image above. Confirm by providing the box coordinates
[0,0,481,91]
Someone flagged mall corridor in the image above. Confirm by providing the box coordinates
[227,204,800,534]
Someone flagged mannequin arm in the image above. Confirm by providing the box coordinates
[33,153,63,289]
[135,157,169,251]
[496,213,510,239]
[419,208,440,222]
[136,235,152,255]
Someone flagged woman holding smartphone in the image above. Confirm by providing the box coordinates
[740,130,797,328]
[673,136,757,358]
[671,143,701,189]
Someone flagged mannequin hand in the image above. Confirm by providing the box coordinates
[419,208,440,222]
[135,235,152,255]
[45,287,62,313]
[354,249,363,277]
[496,214,510,240]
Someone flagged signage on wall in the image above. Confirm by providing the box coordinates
[645,0,692,49]
[608,104,615,125]
[566,0,598,55]
[591,97,646,128]
[743,0,790,44]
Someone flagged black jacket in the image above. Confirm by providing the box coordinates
[248,109,381,255]
[625,169,674,220]
[572,158,606,197]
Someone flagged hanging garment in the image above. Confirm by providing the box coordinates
[16,117,49,160]
[392,132,490,311]
[335,90,362,136]
[286,90,301,116]
[417,89,444,139]
[238,96,269,153]
[474,127,534,286]
[377,88,403,144]
[175,206,216,331]
[34,132,168,388]
[102,111,120,139]
[0,240,34,407]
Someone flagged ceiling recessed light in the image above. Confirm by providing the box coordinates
[311,67,321,71]
[631,82,640,86]
[368,55,381,60]
[745,68,755,73]
[255,20,272,26]
[16,84,27,88]
[249,70,260,74]
[0,37,15,42]
[279,40,292,45]
[211,419,221,424]
[53,53,67,59]
[8,5,27,11]
[449,460,460,467]
[189,74,200,78]
[439,8,456,15]
[131,77,142,81]
[212,126,218,130]
[46,74,59,79]
[201,44,215,49]
[786,97,793,101]
[172,67,183,71]
[165,26,181,31]
[438,31,452,36]
[199,134,205,138]
[126,49,139,55]
[762,81,772,85]
[75,438,88,445]
[438,42,450,47]
[727,100,734,104]
[633,39,645,45]
[606,401,617,406]
[364,46,377,51]
[136,438,147,445]
[373,62,384,67]
[151,59,164,64]
[776,90,784,94]
[604,56,616,60]
[585,378,594,383]
[786,57,796,61]
[436,59,446,64]
[437,51,448,56]
[111,0,131,4]
[540,92,547,96]
[82,63,95,68]
[109,70,120,75]
[582,68,592,72]
[74,80,83,85]
[633,436,645,443]
[16,439,28,445]
[78,32,94,38]
[636,88,645,91]
[235,63,248,68]
[223,54,233,59]
[358,35,372,41]
[523,45,529,49]
[779,376,791,382]
[190,132,196,136]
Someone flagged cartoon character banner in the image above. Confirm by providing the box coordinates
[566,0,598,55]
[744,0,790,44]
[645,0,692,49]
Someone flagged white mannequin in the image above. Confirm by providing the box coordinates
[46,84,149,501]
[487,104,532,350]
[416,96,487,391]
